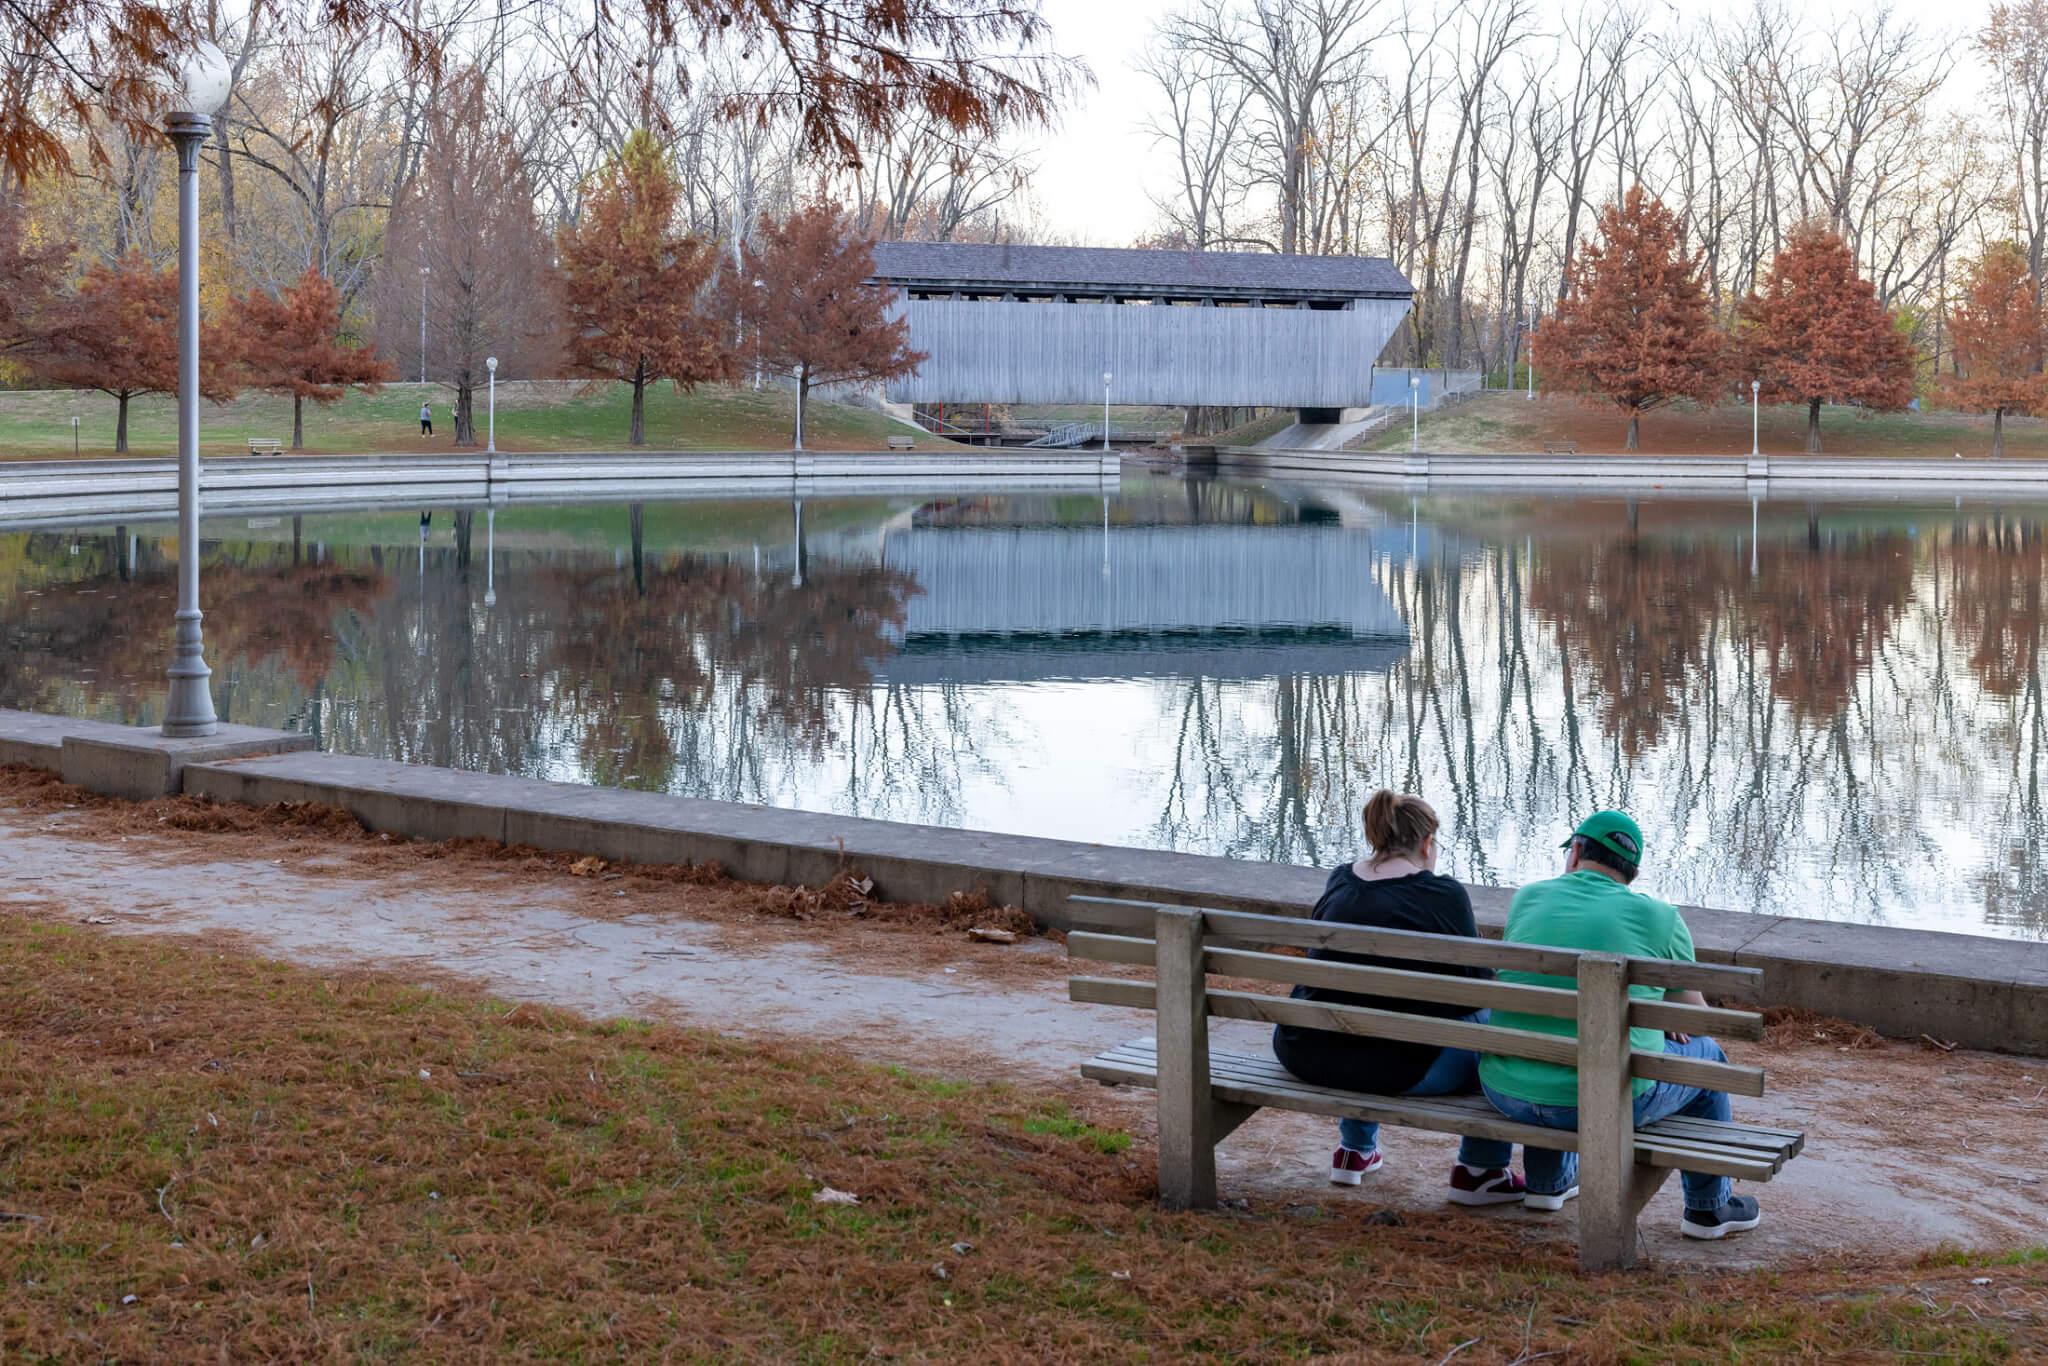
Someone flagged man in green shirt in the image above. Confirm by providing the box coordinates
[1479,811,1762,1241]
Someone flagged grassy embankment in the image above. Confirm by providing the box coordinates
[1371,390,2048,458]
[0,381,958,461]
[0,913,2040,1360]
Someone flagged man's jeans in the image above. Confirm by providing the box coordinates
[1481,1035,1734,1213]
[1332,1012,1513,1171]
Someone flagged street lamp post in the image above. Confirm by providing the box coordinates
[71,416,78,455]
[1750,378,1761,457]
[1102,370,1113,452]
[486,356,498,453]
[1527,314,1536,401]
[1409,373,1420,453]
[161,42,231,738]
[418,267,430,385]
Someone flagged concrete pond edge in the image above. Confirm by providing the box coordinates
[3,707,2041,1058]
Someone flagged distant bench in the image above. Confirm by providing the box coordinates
[886,435,917,451]
[1065,896,1803,1273]
[1543,440,1578,454]
[247,438,283,456]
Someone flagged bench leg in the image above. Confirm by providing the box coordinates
[1575,954,1638,1273]
[1155,907,1217,1209]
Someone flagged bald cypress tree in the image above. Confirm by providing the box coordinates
[1533,187,1725,452]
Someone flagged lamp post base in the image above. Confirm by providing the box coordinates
[162,608,218,737]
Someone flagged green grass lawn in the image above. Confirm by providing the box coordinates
[0,381,960,460]
[1370,390,2048,458]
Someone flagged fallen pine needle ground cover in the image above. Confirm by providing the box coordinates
[0,918,2042,1362]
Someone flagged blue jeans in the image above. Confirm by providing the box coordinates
[1481,1035,1733,1212]
[1334,1015,1513,1171]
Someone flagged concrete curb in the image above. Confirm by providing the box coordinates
[3,708,2039,1056]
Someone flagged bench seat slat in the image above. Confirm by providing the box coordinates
[1085,1042,1792,1181]
[1090,1040,1796,1157]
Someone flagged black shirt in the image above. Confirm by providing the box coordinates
[1270,864,1493,1097]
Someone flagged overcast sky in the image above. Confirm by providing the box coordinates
[1022,0,1991,247]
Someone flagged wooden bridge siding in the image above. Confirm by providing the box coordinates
[883,299,1411,407]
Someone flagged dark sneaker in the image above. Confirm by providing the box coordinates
[1522,1183,1580,1211]
[1447,1165,1528,1206]
[1329,1146,1384,1185]
[1681,1195,1762,1240]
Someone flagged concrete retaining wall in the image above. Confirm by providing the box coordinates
[0,451,1120,525]
[1218,447,2048,493]
[0,709,2032,1056]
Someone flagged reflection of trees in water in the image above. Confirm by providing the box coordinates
[1140,516,2046,935]
[0,529,388,723]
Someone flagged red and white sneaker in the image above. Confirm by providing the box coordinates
[1446,1164,1528,1206]
[1330,1146,1385,1185]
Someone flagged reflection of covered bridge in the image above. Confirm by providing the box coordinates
[869,243,1413,416]
[869,525,1411,683]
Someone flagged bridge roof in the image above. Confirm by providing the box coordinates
[870,242,1411,302]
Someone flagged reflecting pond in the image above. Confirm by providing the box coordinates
[4,474,2044,940]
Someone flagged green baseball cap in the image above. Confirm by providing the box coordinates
[1562,810,1645,865]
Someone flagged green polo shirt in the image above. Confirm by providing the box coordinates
[1477,870,1695,1107]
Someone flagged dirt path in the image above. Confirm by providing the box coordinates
[6,778,2043,1270]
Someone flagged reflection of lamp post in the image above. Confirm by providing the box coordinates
[792,499,804,587]
[486,356,498,452]
[1750,378,1760,457]
[1102,370,1113,452]
[1409,373,1420,453]
[484,507,496,608]
[161,41,231,738]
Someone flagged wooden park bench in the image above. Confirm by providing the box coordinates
[886,434,917,450]
[1543,440,1578,454]
[1066,896,1804,1272]
[247,437,283,456]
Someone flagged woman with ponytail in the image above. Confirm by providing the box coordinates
[1271,789,1526,1205]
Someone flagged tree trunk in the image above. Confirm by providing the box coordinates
[1806,399,1823,454]
[629,357,647,447]
[454,384,476,445]
[795,368,808,451]
[292,393,305,450]
[214,119,238,243]
[1994,407,2005,459]
[1625,411,1639,452]
[115,392,130,453]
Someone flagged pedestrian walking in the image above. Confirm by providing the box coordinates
[420,402,434,436]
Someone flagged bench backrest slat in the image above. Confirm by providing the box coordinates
[1067,896,1765,999]
[1070,931,1765,1044]
[1071,977,1582,1067]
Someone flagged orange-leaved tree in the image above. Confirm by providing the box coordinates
[1532,186,1724,452]
[41,252,239,452]
[1942,243,2048,458]
[726,203,925,450]
[238,267,394,450]
[1742,224,1916,453]
[0,195,67,374]
[557,128,733,447]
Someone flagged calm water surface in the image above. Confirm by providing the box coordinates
[5,474,2043,940]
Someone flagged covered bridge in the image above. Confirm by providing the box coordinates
[868,243,1412,414]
